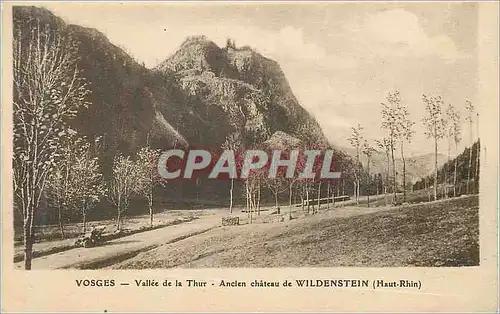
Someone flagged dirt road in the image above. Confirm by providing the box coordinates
[14,213,232,270]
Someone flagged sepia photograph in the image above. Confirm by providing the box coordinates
[10,2,485,271]
[2,1,498,312]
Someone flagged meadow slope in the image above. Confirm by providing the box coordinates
[112,195,479,268]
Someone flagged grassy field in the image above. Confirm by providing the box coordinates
[111,195,479,269]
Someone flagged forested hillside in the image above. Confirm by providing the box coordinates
[13,6,357,225]
[413,140,480,196]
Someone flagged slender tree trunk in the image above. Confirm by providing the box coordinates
[58,205,65,239]
[384,186,387,206]
[433,137,438,201]
[229,179,234,214]
[391,141,397,203]
[252,190,255,223]
[453,141,458,197]
[427,178,431,202]
[148,199,153,227]
[83,208,87,233]
[357,178,360,205]
[257,183,261,216]
[333,182,336,206]
[245,180,250,217]
[117,210,121,231]
[248,190,252,223]
[467,119,473,194]
[353,181,357,203]
[274,190,279,214]
[467,145,472,194]
[445,138,451,199]
[149,188,154,227]
[475,114,480,193]
[249,189,254,224]
[367,159,370,208]
[442,163,447,199]
[357,146,361,205]
[300,193,305,211]
[116,196,122,231]
[253,190,256,222]
[23,213,34,270]
[306,183,310,212]
[327,181,331,209]
[61,157,70,239]
[385,152,390,206]
[475,140,480,194]
[317,181,322,212]
[400,142,406,203]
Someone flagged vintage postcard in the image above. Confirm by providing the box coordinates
[1,1,498,312]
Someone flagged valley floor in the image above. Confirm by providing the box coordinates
[111,195,479,269]
[15,194,479,269]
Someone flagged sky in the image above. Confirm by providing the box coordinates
[41,2,479,156]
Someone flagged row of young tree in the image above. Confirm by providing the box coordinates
[222,130,362,223]
[346,90,479,207]
[46,135,162,237]
[220,90,481,220]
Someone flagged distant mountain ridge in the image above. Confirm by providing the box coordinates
[413,140,480,194]
[337,145,448,183]
[154,35,329,148]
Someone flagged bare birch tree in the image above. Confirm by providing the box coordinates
[46,130,80,239]
[304,144,328,213]
[475,111,480,193]
[422,94,446,201]
[465,100,475,194]
[445,104,461,197]
[109,155,141,231]
[396,104,414,203]
[376,137,391,206]
[70,144,105,233]
[267,168,287,214]
[347,124,363,205]
[222,132,243,214]
[136,146,161,227]
[13,22,90,269]
[381,91,402,203]
[362,141,376,207]
[46,166,68,238]
[46,132,101,237]
[246,166,266,223]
